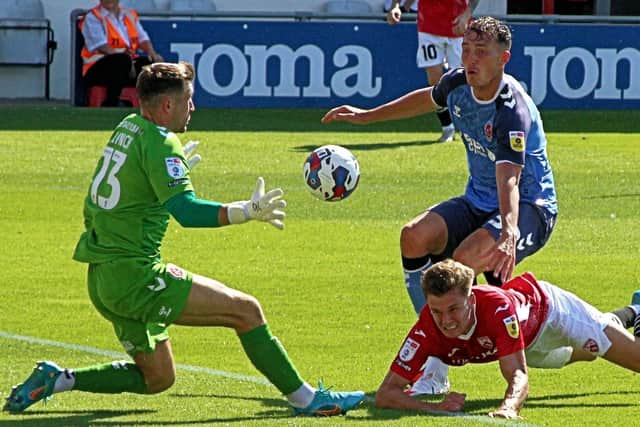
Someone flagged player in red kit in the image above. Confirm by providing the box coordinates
[387,0,479,142]
[375,259,640,419]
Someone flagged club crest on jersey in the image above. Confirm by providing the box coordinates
[502,314,520,339]
[167,263,186,279]
[509,131,525,152]
[165,157,186,179]
[484,122,493,141]
[399,338,420,362]
[477,336,494,349]
[583,338,599,353]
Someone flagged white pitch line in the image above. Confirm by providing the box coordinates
[426,410,539,427]
[0,330,269,385]
[1,330,537,427]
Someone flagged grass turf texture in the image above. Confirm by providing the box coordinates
[0,107,639,426]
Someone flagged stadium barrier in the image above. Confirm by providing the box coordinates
[70,10,640,109]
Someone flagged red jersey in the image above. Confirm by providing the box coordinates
[390,273,549,380]
[418,0,469,37]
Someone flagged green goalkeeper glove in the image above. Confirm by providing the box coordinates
[184,140,202,169]
[227,177,287,230]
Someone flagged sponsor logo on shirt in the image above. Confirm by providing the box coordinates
[503,314,520,339]
[463,132,496,162]
[509,131,525,152]
[477,348,498,360]
[451,347,499,365]
[165,157,186,179]
[168,178,189,188]
[414,329,426,338]
[394,360,412,371]
[399,337,420,362]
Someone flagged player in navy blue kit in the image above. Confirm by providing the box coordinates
[322,16,557,396]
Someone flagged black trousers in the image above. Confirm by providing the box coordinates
[84,53,151,106]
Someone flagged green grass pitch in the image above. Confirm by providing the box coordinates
[0,106,639,426]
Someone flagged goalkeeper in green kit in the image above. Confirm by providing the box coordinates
[4,61,364,417]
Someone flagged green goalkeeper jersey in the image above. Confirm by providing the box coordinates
[73,113,194,264]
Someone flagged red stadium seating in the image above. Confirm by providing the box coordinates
[87,85,139,107]
[119,87,139,107]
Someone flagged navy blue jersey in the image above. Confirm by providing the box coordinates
[431,68,557,215]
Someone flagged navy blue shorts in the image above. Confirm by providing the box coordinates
[430,196,557,264]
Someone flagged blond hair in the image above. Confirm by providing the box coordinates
[421,259,475,298]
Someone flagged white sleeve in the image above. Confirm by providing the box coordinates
[135,19,150,44]
[81,13,109,52]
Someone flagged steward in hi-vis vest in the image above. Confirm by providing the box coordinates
[78,0,163,106]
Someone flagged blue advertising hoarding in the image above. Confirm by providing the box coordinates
[142,19,640,110]
[508,23,640,109]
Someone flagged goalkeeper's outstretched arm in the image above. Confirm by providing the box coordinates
[164,177,286,230]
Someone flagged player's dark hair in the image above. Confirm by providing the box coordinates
[137,61,195,105]
[421,259,474,297]
[465,16,512,50]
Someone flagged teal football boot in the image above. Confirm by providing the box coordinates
[3,361,63,413]
[293,381,365,416]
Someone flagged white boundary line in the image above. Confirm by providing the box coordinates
[0,330,269,386]
[1,330,538,426]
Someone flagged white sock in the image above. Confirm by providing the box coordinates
[52,369,75,394]
[286,382,316,408]
[422,357,449,382]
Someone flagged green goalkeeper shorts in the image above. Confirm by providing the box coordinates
[87,258,193,356]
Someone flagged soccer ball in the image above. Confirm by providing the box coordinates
[303,145,360,201]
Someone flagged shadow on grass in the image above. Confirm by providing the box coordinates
[2,107,640,134]
[361,389,639,422]
[0,409,154,427]
[293,139,444,153]
[524,390,639,408]
[581,192,640,200]
[1,390,636,425]
[0,406,292,426]
[173,391,289,411]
